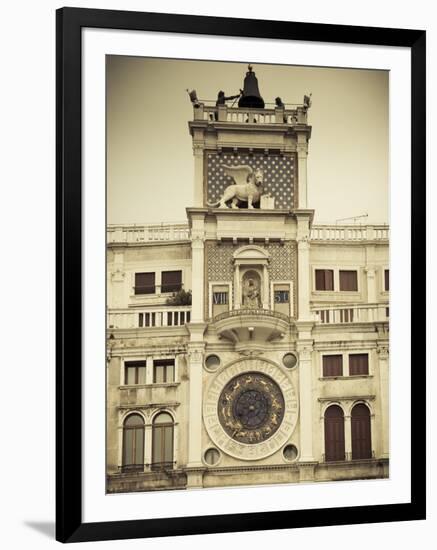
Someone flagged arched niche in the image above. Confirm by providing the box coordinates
[233,245,270,309]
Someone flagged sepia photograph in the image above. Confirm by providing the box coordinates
[105,56,389,494]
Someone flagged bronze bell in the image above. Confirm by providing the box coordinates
[238,65,265,109]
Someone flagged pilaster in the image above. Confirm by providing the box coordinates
[296,136,309,208]
[186,324,207,468]
[365,267,377,303]
[295,210,314,322]
[193,146,204,207]
[377,344,390,458]
[295,331,315,462]
[189,210,206,323]
[344,415,352,459]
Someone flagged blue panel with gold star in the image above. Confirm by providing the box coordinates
[206,152,295,209]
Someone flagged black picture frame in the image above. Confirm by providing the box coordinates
[56,7,426,543]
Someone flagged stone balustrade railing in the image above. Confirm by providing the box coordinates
[310,225,389,242]
[214,308,290,323]
[108,307,191,329]
[107,223,190,244]
[194,104,307,125]
[107,223,389,244]
[313,303,389,324]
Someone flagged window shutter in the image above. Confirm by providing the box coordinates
[351,404,372,459]
[161,270,182,292]
[324,405,345,461]
[339,270,358,291]
[349,354,369,376]
[315,269,334,291]
[323,355,343,377]
[315,269,325,290]
[135,272,155,294]
[384,269,389,291]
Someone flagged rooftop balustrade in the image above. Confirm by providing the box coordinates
[107,222,389,244]
[193,103,308,125]
[107,223,190,244]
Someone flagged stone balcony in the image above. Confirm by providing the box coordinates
[213,308,291,348]
[108,306,191,330]
[313,303,389,325]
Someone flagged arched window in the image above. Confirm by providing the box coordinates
[152,412,174,470]
[324,405,345,461]
[122,414,144,472]
[351,403,372,459]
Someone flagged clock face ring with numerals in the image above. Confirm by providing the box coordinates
[218,372,285,445]
[203,358,298,461]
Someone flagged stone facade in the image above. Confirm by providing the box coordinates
[106,73,389,493]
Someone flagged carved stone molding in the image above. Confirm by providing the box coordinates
[111,269,125,282]
[377,346,389,360]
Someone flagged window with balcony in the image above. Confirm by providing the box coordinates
[322,355,343,377]
[161,270,182,293]
[134,272,155,295]
[315,269,334,291]
[339,270,358,291]
[349,353,369,376]
[153,359,175,383]
[124,361,146,385]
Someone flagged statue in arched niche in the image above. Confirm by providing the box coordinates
[242,273,261,309]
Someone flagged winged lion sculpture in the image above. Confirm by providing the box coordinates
[207,164,264,209]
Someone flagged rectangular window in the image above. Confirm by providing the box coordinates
[124,361,146,385]
[339,270,358,291]
[315,269,334,291]
[274,290,289,303]
[161,270,182,293]
[213,291,228,305]
[384,269,389,291]
[153,359,175,383]
[323,355,343,377]
[134,272,155,295]
[349,353,369,376]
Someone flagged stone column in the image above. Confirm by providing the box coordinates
[377,345,390,458]
[297,239,311,320]
[144,423,153,471]
[262,264,269,309]
[191,233,205,323]
[344,414,352,460]
[296,138,308,209]
[186,343,205,467]
[234,264,241,309]
[295,334,315,462]
[193,146,204,207]
[186,337,207,487]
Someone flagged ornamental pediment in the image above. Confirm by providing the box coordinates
[233,244,270,261]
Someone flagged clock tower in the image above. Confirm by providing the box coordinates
[185,65,316,485]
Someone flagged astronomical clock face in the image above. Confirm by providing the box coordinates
[218,372,285,445]
[203,358,298,461]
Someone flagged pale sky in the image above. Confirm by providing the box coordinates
[107,57,388,225]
